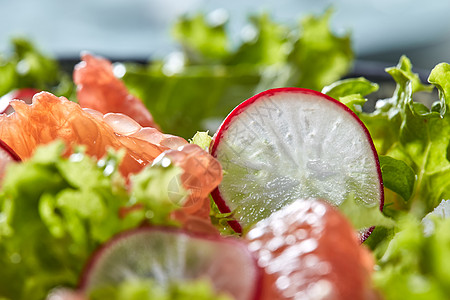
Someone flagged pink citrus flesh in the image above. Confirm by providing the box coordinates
[74,53,159,129]
[0,92,221,231]
[0,91,169,176]
[79,227,262,300]
[210,87,383,240]
[245,198,375,299]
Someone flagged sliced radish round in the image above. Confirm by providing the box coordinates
[80,227,262,300]
[210,87,383,236]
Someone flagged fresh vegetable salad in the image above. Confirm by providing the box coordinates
[0,9,449,300]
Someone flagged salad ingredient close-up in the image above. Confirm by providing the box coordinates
[80,227,262,300]
[245,198,376,299]
[1,7,450,300]
[209,87,384,240]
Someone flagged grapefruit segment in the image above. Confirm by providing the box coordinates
[0,92,166,176]
[210,87,383,239]
[245,198,375,299]
[0,91,222,232]
[154,144,223,234]
[74,53,159,129]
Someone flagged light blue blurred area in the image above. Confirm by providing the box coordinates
[1,0,449,69]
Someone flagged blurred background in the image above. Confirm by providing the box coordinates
[1,0,449,70]
[1,0,449,137]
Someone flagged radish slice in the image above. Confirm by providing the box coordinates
[210,88,383,238]
[80,227,262,300]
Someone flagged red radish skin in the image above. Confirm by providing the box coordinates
[0,88,39,114]
[0,139,21,162]
[0,139,21,182]
[10,88,39,102]
[79,226,263,300]
[210,87,384,241]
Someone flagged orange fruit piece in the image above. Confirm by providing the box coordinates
[0,91,166,176]
[0,92,222,230]
[245,198,376,300]
[74,53,159,129]
[160,144,223,234]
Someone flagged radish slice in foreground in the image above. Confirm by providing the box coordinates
[80,227,262,300]
[210,88,383,237]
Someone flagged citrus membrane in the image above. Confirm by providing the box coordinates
[210,88,383,235]
[80,227,262,300]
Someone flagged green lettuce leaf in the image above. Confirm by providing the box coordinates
[378,155,415,202]
[0,142,128,299]
[328,56,450,218]
[123,10,353,138]
[322,77,379,113]
[370,58,450,216]
[173,13,230,64]
[0,141,187,300]
[0,38,74,98]
[324,57,450,297]
[287,9,353,91]
[339,194,395,230]
[190,131,213,151]
[373,215,450,299]
[428,63,450,117]
[129,160,187,226]
[228,14,289,67]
